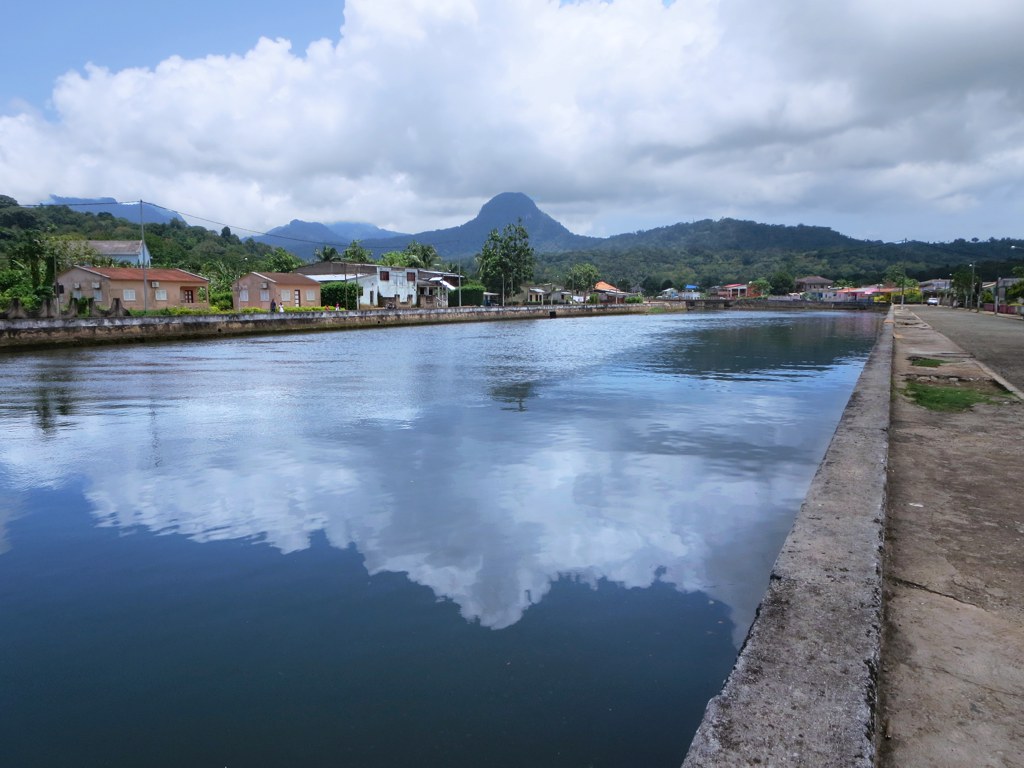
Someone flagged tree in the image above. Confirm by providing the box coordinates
[883,265,915,289]
[477,221,535,302]
[769,270,795,295]
[379,250,411,267]
[749,278,772,298]
[343,240,372,263]
[258,247,302,273]
[565,263,600,293]
[640,275,662,296]
[404,241,439,269]
[315,245,340,263]
[1000,265,1024,303]
[951,267,974,306]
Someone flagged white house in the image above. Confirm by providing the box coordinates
[85,240,152,266]
[295,262,461,308]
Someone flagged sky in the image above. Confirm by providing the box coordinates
[2,0,1024,243]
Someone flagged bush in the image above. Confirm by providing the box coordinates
[321,281,360,310]
[625,295,644,304]
[210,290,234,311]
[449,283,485,306]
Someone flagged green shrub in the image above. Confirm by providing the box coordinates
[321,281,360,310]
[450,283,485,306]
[625,295,644,304]
[210,290,234,311]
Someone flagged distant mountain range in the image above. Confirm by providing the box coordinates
[359,192,602,259]
[48,196,183,225]
[47,191,1023,286]
[253,220,409,261]
[247,192,602,262]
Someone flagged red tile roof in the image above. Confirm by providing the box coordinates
[249,272,319,285]
[72,266,208,283]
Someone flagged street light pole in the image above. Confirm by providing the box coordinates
[969,262,976,311]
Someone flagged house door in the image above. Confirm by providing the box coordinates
[294,289,300,306]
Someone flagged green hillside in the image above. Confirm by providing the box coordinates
[3,193,1022,313]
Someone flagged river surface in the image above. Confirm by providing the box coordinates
[0,310,881,767]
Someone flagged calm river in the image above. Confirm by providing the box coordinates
[0,310,880,767]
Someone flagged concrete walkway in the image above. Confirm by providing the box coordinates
[878,306,1024,767]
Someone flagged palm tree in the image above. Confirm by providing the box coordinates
[316,245,340,263]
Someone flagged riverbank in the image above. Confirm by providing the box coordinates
[0,303,645,351]
[877,307,1024,767]
[683,308,893,767]
[683,306,1024,766]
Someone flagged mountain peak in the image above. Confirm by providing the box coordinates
[477,192,541,220]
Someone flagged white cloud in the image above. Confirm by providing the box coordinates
[2,0,1024,240]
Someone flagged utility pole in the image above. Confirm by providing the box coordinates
[140,200,148,313]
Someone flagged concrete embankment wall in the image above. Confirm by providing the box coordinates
[683,309,894,767]
[0,304,643,351]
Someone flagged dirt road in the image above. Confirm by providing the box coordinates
[878,307,1024,767]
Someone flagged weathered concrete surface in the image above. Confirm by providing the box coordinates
[0,304,642,351]
[909,305,1024,396]
[683,310,893,767]
[876,307,1024,768]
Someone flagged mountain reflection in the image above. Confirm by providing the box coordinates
[0,312,880,642]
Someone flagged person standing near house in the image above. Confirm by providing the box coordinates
[270,300,276,313]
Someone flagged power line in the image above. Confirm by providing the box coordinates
[27,198,483,255]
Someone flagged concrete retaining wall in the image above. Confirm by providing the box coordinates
[683,309,893,767]
[0,304,642,351]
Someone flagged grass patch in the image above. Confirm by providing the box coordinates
[904,380,995,412]
[910,356,944,368]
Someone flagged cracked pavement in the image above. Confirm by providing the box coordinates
[878,307,1024,768]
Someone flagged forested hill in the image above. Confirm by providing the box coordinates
[599,218,860,252]
[3,194,1022,302]
[536,218,1024,291]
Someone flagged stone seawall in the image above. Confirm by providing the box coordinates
[683,308,893,767]
[0,304,643,351]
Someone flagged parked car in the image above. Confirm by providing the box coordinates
[926,297,940,305]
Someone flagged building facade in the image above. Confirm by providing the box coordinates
[57,266,208,311]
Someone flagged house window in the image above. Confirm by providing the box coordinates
[407,271,416,283]
[122,289,136,301]
[182,288,195,303]
[260,289,270,302]
[380,270,390,281]
[240,288,249,302]
[280,289,290,301]
[304,289,315,301]
[93,290,103,301]
[155,289,168,301]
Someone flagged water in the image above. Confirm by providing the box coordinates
[0,310,881,767]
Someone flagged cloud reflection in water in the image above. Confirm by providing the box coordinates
[0,313,880,643]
